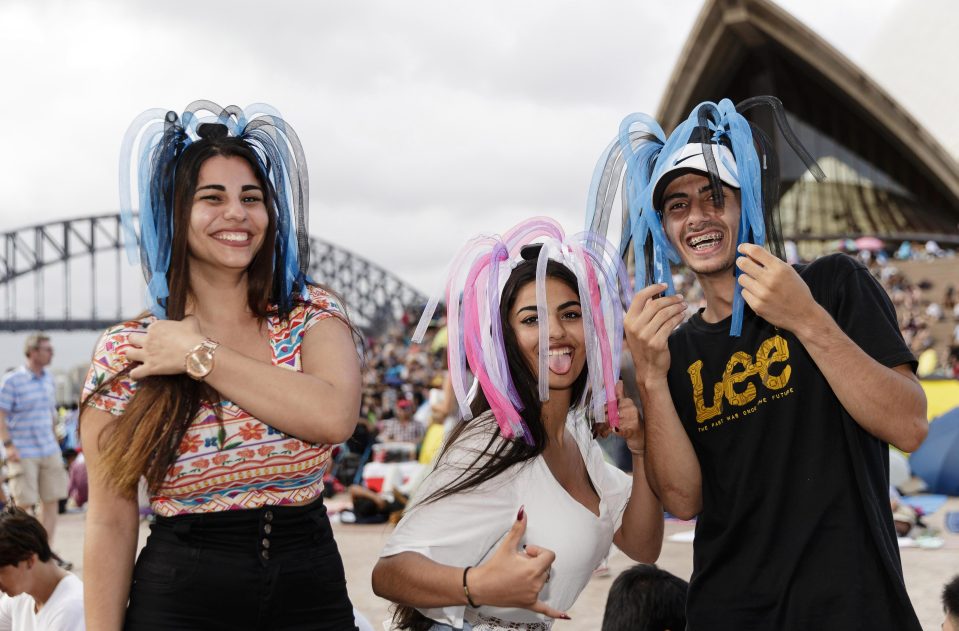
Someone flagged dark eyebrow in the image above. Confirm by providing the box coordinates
[662,191,689,205]
[665,184,726,205]
[700,183,737,197]
[516,299,581,315]
[195,184,263,193]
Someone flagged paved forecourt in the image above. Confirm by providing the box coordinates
[56,497,959,630]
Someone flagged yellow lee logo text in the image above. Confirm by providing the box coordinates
[687,335,792,423]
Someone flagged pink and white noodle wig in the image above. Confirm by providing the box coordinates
[414,217,632,444]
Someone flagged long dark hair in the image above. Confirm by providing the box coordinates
[391,257,589,630]
[84,129,287,496]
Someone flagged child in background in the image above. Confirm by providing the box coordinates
[601,564,687,631]
[0,505,84,631]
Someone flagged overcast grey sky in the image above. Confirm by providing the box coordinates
[0,0,955,368]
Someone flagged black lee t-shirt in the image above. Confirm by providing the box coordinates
[666,253,921,631]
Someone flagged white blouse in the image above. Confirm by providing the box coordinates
[380,410,632,630]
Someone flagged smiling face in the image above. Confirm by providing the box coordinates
[186,155,270,275]
[660,172,742,278]
[507,276,586,392]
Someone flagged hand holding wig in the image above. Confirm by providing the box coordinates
[586,96,824,336]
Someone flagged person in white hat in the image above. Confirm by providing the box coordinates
[587,97,929,631]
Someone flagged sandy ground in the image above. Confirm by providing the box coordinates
[55,496,958,630]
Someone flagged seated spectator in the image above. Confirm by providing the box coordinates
[896,241,912,260]
[410,391,432,426]
[384,362,405,387]
[917,347,940,378]
[944,574,959,631]
[376,399,424,444]
[347,418,376,456]
[417,415,447,466]
[890,497,918,537]
[943,284,956,312]
[0,505,84,630]
[57,406,79,453]
[341,484,408,525]
[602,564,687,631]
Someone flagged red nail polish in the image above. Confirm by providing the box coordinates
[559,614,571,620]
[517,505,525,521]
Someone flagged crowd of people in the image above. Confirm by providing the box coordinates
[672,245,959,379]
[0,94,958,631]
[359,322,448,441]
[866,252,959,379]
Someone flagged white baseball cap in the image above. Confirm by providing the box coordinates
[652,137,740,210]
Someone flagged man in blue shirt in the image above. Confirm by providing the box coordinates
[0,334,67,548]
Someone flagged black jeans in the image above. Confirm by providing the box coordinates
[124,497,358,631]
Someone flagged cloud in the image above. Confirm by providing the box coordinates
[0,0,699,291]
[8,0,957,372]
[4,0,948,307]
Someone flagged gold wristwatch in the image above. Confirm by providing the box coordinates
[185,339,220,381]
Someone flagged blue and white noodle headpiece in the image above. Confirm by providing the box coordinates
[412,217,632,443]
[586,96,825,336]
[119,100,311,318]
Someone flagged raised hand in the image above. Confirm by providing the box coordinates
[611,381,645,456]
[594,380,644,453]
[124,316,206,380]
[736,243,817,333]
[468,507,570,620]
[624,283,687,384]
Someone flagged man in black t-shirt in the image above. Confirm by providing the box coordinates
[622,106,928,630]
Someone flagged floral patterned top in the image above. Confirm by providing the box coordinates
[82,286,347,517]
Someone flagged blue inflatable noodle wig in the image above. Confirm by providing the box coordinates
[585,96,825,336]
[119,100,312,318]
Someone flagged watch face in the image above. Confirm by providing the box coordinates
[187,348,215,378]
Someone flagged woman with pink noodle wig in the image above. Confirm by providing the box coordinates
[373,217,664,631]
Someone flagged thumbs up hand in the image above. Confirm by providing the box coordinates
[466,506,570,620]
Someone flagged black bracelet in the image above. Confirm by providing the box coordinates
[462,566,479,608]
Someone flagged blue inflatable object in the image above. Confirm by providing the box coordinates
[909,407,959,496]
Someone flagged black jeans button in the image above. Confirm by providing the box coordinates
[261,538,271,549]
[264,511,274,522]
[264,524,272,535]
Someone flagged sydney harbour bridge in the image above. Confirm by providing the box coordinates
[1,213,427,333]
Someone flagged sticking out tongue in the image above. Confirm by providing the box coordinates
[548,351,573,375]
